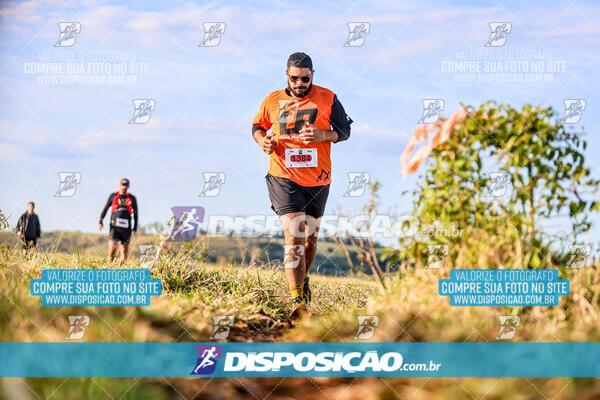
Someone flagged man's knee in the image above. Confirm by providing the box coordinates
[280,212,307,240]
[283,244,305,269]
[285,233,305,245]
[305,232,319,246]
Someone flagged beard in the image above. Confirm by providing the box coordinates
[287,81,312,98]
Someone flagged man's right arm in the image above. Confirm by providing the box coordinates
[99,193,113,224]
[252,124,266,144]
[252,124,277,154]
[252,95,274,154]
[16,214,23,235]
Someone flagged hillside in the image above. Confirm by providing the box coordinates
[0,231,391,276]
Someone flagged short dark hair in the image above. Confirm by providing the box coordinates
[28,201,35,208]
[287,52,313,70]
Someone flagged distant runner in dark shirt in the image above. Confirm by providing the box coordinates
[16,201,41,251]
[99,178,138,264]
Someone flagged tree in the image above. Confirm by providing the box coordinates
[393,101,599,269]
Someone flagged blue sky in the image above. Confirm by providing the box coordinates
[1,0,599,246]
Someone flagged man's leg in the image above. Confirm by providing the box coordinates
[301,182,329,284]
[301,217,321,305]
[119,242,129,265]
[22,237,34,253]
[280,212,306,300]
[304,216,321,277]
[107,240,118,261]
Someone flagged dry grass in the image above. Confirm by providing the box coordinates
[1,236,600,399]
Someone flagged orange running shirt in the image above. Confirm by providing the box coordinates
[253,84,336,187]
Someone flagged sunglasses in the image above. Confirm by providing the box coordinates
[288,74,311,83]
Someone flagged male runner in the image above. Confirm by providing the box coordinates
[98,178,139,264]
[252,52,353,318]
[16,201,41,251]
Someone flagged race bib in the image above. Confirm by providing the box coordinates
[285,148,318,168]
[115,217,129,228]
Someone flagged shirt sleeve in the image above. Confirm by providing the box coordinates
[36,215,41,238]
[252,95,273,133]
[16,214,24,233]
[99,193,114,223]
[131,195,139,231]
[330,94,353,143]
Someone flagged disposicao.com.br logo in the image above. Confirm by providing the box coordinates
[191,348,441,375]
[191,345,222,375]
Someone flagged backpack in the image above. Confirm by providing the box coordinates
[110,191,133,216]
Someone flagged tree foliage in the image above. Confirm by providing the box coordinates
[394,101,599,268]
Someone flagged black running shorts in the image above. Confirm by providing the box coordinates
[22,236,37,250]
[110,226,132,244]
[265,173,330,218]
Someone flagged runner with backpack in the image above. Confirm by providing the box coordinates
[98,178,139,264]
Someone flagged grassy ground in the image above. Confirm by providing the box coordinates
[1,235,600,399]
[0,231,386,276]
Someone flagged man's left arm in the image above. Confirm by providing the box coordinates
[329,94,353,143]
[299,94,353,144]
[36,216,41,240]
[132,195,138,234]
